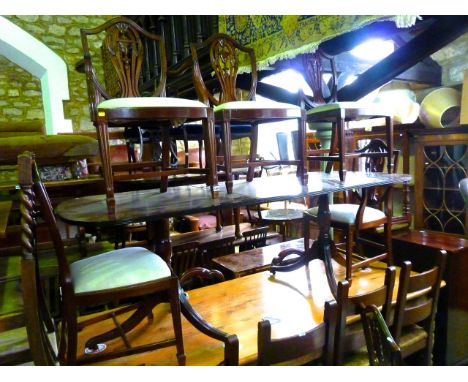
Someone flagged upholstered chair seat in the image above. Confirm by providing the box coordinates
[70,247,171,294]
[306,204,386,225]
[97,97,208,110]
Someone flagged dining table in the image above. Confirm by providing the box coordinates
[56,170,411,297]
[76,258,401,366]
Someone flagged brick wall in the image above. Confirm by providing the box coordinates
[0,15,114,131]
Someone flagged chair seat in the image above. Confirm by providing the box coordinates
[343,345,370,366]
[214,100,301,113]
[306,204,386,224]
[306,102,391,117]
[97,97,207,110]
[70,247,171,294]
[398,324,428,351]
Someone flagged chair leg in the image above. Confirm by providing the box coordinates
[337,118,346,181]
[246,123,258,182]
[296,113,308,185]
[345,226,354,280]
[160,128,171,193]
[222,116,233,193]
[325,122,338,174]
[168,285,186,366]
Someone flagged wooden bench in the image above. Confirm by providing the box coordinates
[211,238,310,278]
[392,229,468,365]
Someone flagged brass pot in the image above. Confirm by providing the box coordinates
[418,87,461,128]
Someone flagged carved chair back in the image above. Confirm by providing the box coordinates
[301,48,338,107]
[81,17,167,125]
[347,138,400,207]
[191,33,257,106]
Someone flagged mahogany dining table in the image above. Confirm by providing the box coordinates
[55,171,411,296]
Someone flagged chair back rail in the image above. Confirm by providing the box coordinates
[170,241,202,278]
[392,250,447,363]
[201,236,236,266]
[332,265,396,365]
[239,226,269,251]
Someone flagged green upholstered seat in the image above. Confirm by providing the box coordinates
[70,247,171,294]
[98,97,207,110]
[214,100,301,114]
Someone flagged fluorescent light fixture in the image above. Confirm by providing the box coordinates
[350,39,394,61]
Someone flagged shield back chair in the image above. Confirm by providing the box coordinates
[191,33,308,194]
[302,49,394,181]
[391,250,447,365]
[330,265,396,365]
[17,151,185,366]
[304,139,399,281]
[360,304,403,366]
[80,17,218,208]
[257,301,338,366]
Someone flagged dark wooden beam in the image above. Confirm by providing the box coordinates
[338,16,468,101]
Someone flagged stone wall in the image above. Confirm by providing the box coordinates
[0,15,114,131]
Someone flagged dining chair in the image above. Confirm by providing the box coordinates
[170,241,202,278]
[302,49,394,181]
[238,226,269,251]
[200,236,236,267]
[190,33,308,194]
[80,17,218,207]
[17,151,185,365]
[257,300,337,365]
[304,139,399,280]
[330,265,396,365]
[177,267,238,366]
[360,304,403,366]
[391,250,447,365]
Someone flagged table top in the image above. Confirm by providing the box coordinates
[76,259,400,366]
[212,238,306,277]
[56,171,411,228]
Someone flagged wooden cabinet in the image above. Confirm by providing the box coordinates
[347,124,468,237]
[411,126,468,236]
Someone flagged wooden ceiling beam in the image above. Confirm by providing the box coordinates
[337,16,468,101]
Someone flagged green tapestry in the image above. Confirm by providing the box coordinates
[219,15,386,71]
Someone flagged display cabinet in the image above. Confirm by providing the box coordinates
[411,126,468,236]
